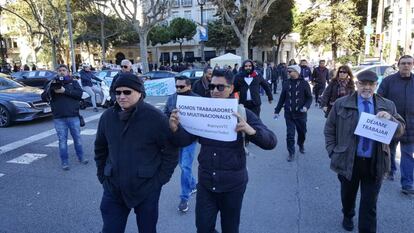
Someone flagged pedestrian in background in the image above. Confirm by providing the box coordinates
[324,70,405,233]
[377,55,414,195]
[234,59,273,117]
[267,62,279,94]
[311,60,330,106]
[95,73,179,233]
[169,69,277,233]
[319,65,355,117]
[164,76,199,213]
[277,61,288,84]
[193,66,213,97]
[41,64,88,170]
[232,63,239,75]
[299,59,312,82]
[79,64,101,112]
[274,64,312,162]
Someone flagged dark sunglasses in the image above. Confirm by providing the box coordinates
[175,85,187,89]
[121,65,129,68]
[208,84,229,91]
[338,70,347,74]
[115,90,133,95]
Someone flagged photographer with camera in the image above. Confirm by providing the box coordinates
[41,64,88,171]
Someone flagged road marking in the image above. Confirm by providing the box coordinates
[7,153,48,164]
[46,140,73,147]
[155,102,165,106]
[81,129,97,135]
[0,173,4,178]
[0,113,102,155]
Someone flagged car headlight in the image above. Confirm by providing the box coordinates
[10,101,32,108]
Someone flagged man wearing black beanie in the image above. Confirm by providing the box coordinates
[94,73,179,233]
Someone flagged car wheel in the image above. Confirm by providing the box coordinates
[79,100,86,110]
[0,105,11,127]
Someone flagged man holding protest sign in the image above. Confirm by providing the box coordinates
[164,76,199,213]
[169,69,277,233]
[324,70,405,233]
[377,55,414,195]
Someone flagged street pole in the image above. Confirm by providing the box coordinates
[364,0,373,56]
[66,0,76,73]
[0,7,7,72]
[198,0,206,63]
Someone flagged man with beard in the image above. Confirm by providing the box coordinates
[324,70,405,233]
[193,67,213,97]
[164,76,199,213]
[234,60,273,117]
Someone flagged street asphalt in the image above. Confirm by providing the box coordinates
[0,92,413,233]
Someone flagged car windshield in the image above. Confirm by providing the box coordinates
[0,77,23,90]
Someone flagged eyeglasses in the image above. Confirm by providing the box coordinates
[175,85,187,89]
[115,90,133,95]
[287,70,293,73]
[339,70,347,74]
[121,65,129,69]
[208,84,230,91]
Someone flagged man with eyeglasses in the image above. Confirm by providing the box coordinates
[377,55,414,195]
[41,64,88,170]
[169,69,277,233]
[95,73,179,233]
[274,64,312,162]
[324,70,405,233]
[164,76,199,213]
[234,59,273,117]
[109,59,134,104]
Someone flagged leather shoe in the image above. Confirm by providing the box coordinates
[287,153,294,162]
[342,217,354,231]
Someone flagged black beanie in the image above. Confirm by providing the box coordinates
[114,73,146,97]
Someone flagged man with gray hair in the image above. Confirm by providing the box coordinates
[110,59,134,104]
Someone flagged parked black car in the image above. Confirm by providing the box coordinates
[13,70,57,88]
[10,71,29,80]
[0,74,52,127]
[142,71,177,80]
[179,69,204,84]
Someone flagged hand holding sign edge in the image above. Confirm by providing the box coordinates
[233,112,256,136]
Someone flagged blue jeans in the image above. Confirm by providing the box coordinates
[53,116,84,165]
[179,142,197,201]
[400,143,414,190]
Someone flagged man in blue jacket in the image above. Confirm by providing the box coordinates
[377,55,414,195]
[169,69,277,233]
[79,64,101,112]
[275,64,313,162]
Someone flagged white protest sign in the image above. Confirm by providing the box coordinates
[354,112,398,144]
[144,78,176,96]
[176,95,238,142]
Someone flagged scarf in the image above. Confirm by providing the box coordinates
[337,79,349,97]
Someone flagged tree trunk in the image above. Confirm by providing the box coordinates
[51,40,58,69]
[332,42,338,66]
[239,36,249,61]
[100,14,106,64]
[139,31,149,73]
[179,42,183,63]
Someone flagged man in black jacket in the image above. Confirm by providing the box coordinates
[169,69,277,233]
[234,60,273,117]
[377,55,414,195]
[95,73,179,233]
[41,64,87,170]
[275,64,312,162]
[311,60,330,106]
[192,66,213,97]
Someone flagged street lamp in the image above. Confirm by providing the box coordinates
[272,35,277,63]
[0,6,8,73]
[197,0,206,63]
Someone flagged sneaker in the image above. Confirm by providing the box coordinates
[62,164,70,171]
[401,188,414,195]
[93,108,99,112]
[299,145,305,154]
[342,217,354,231]
[178,200,189,213]
[79,158,89,165]
[287,153,294,162]
[190,188,197,195]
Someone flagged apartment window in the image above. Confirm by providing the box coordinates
[12,39,18,48]
[398,18,402,26]
[171,11,180,19]
[172,0,179,7]
[203,9,216,23]
[181,0,192,7]
[184,10,192,20]
[399,7,402,14]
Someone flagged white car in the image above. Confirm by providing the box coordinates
[352,65,396,91]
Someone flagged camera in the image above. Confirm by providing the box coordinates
[50,76,65,90]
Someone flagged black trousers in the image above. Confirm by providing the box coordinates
[313,84,325,104]
[196,184,247,233]
[271,80,278,94]
[285,114,307,154]
[100,187,161,233]
[243,101,260,117]
[338,157,382,233]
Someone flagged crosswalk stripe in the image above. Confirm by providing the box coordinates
[7,153,48,164]
[46,140,73,147]
[81,129,97,135]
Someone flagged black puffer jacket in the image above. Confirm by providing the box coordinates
[377,72,414,143]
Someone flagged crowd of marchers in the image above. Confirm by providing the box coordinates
[40,54,413,233]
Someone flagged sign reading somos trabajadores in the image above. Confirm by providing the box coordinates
[354,112,398,144]
[176,95,238,142]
